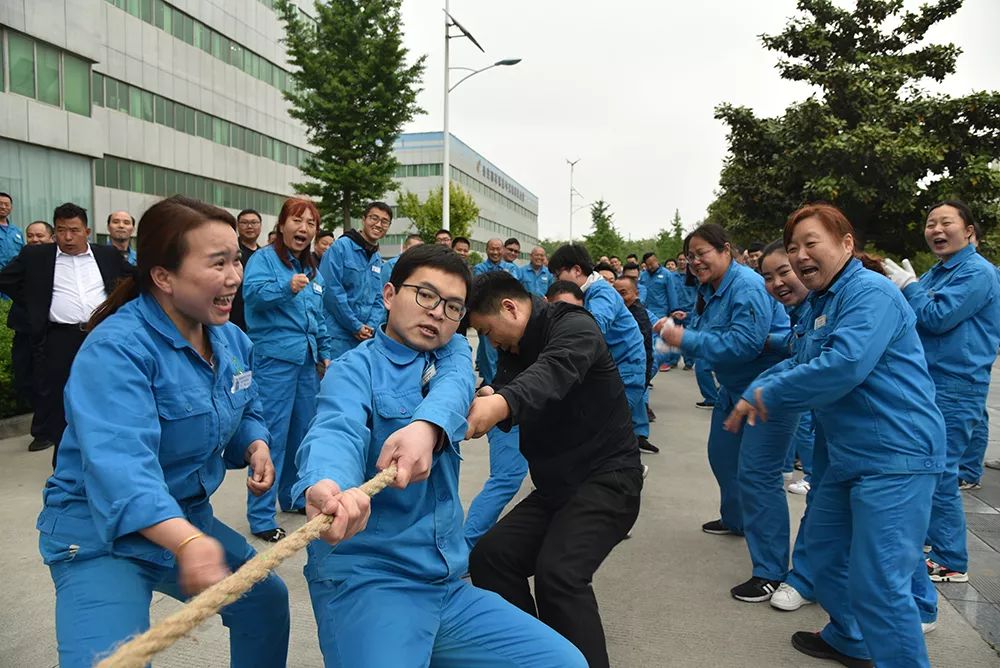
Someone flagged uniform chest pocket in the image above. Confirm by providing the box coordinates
[373,391,423,435]
[155,390,214,455]
[802,325,832,359]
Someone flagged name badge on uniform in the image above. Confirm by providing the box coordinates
[230,371,253,394]
[312,282,323,294]
[814,315,827,330]
[371,265,381,274]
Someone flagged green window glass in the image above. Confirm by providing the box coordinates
[173,102,186,132]
[230,43,243,70]
[105,78,119,110]
[8,34,35,97]
[154,168,166,196]
[171,8,184,39]
[211,32,223,60]
[36,44,61,106]
[142,165,154,194]
[94,158,106,187]
[161,2,172,33]
[119,160,132,190]
[129,85,142,118]
[141,90,154,121]
[184,174,196,196]
[127,0,141,18]
[140,0,153,22]
[104,158,119,188]
[63,55,91,116]
[184,107,195,135]
[163,99,174,127]
[92,72,105,107]
[154,94,165,123]
[182,15,195,45]
[131,163,143,192]
[164,170,176,195]
[193,22,208,52]
[153,0,166,29]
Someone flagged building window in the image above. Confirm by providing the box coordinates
[63,54,91,115]
[35,43,61,106]
[8,32,36,98]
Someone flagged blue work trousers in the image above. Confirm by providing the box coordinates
[708,390,796,580]
[694,361,718,404]
[247,355,319,532]
[477,337,498,385]
[48,517,289,668]
[927,384,987,573]
[811,473,938,667]
[783,412,815,480]
[464,426,529,550]
[784,426,827,600]
[329,334,360,360]
[959,407,990,484]
[308,575,586,668]
[626,382,650,439]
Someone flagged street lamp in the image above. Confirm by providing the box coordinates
[567,158,581,241]
[442,1,520,231]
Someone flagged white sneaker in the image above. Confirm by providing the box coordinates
[782,471,794,481]
[787,479,811,495]
[769,583,813,611]
[922,620,937,634]
[642,464,649,479]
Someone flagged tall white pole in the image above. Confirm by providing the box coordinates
[442,0,451,232]
[567,158,579,241]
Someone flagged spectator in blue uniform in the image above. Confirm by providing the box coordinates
[503,237,522,264]
[34,196,363,668]
[473,238,519,384]
[727,203,945,668]
[659,224,795,603]
[0,192,24,275]
[640,251,679,371]
[293,244,585,668]
[434,228,452,246]
[312,229,334,266]
[243,198,332,542]
[382,233,424,285]
[518,246,553,296]
[107,210,137,265]
[622,261,648,302]
[318,202,389,358]
[548,244,656,454]
[882,199,1000,584]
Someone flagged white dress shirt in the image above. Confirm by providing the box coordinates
[49,245,108,324]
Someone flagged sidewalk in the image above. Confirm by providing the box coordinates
[1,361,998,666]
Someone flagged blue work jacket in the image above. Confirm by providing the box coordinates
[473,259,518,276]
[244,246,332,365]
[745,259,946,483]
[36,292,269,566]
[0,222,23,270]
[639,266,678,319]
[674,272,697,315]
[518,265,554,297]
[583,277,647,386]
[319,235,385,343]
[680,261,789,395]
[381,254,400,286]
[902,244,1000,389]
[292,328,475,583]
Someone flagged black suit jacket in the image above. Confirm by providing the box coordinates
[0,243,136,335]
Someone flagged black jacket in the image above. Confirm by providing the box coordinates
[627,299,654,384]
[229,242,259,332]
[493,297,641,505]
[0,243,135,335]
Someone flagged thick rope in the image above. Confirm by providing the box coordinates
[94,465,397,668]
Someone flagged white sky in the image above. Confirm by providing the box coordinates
[397,0,1000,241]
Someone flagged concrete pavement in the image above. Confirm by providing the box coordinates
[1,350,999,666]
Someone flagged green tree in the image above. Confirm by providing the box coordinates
[654,209,686,263]
[709,0,1000,256]
[396,182,477,242]
[583,199,625,260]
[277,0,425,230]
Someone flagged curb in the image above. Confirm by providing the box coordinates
[0,413,32,439]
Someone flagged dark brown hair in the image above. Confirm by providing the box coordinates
[272,198,320,275]
[87,196,237,330]
[783,203,885,276]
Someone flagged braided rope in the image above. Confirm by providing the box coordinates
[95,465,397,668]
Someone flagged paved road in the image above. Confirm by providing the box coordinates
[2,346,998,666]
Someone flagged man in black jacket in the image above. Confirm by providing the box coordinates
[0,203,134,460]
[465,271,642,668]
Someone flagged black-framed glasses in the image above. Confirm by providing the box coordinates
[685,247,717,263]
[401,284,467,322]
[365,213,392,227]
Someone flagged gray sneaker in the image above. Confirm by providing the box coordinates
[985,459,1000,471]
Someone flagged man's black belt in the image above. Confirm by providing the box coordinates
[48,321,87,331]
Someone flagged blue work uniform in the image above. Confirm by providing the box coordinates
[518,264,554,297]
[745,258,945,667]
[319,234,385,359]
[960,266,1000,483]
[109,243,137,265]
[679,261,797,582]
[582,277,649,438]
[638,265,677,320]
[901,244,1000,573]
[381,254,400,286]
[0,221,24,299]
[243,246,332,532]
[472,259,519,384]
[36,292,289,668]
[291,328,585,668]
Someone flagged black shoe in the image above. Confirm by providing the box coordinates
[637,436,659,454]
[695,401,715,409]
[791,631,873,667]
[253,527,287,542]
[293,507,307,515]
[28,438,54,452]
[702,519,735,535]
[731,576,782,602]
[794,459,803,471]
[646,404,657,422]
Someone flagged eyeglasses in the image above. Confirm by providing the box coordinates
[401,284,467,322]
[365,213,392,228]
[238,220,262,227]
[685,247,717,263]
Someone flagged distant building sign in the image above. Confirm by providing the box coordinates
[476,160,526,203]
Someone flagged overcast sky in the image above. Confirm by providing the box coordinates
[396,0,1000,242]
